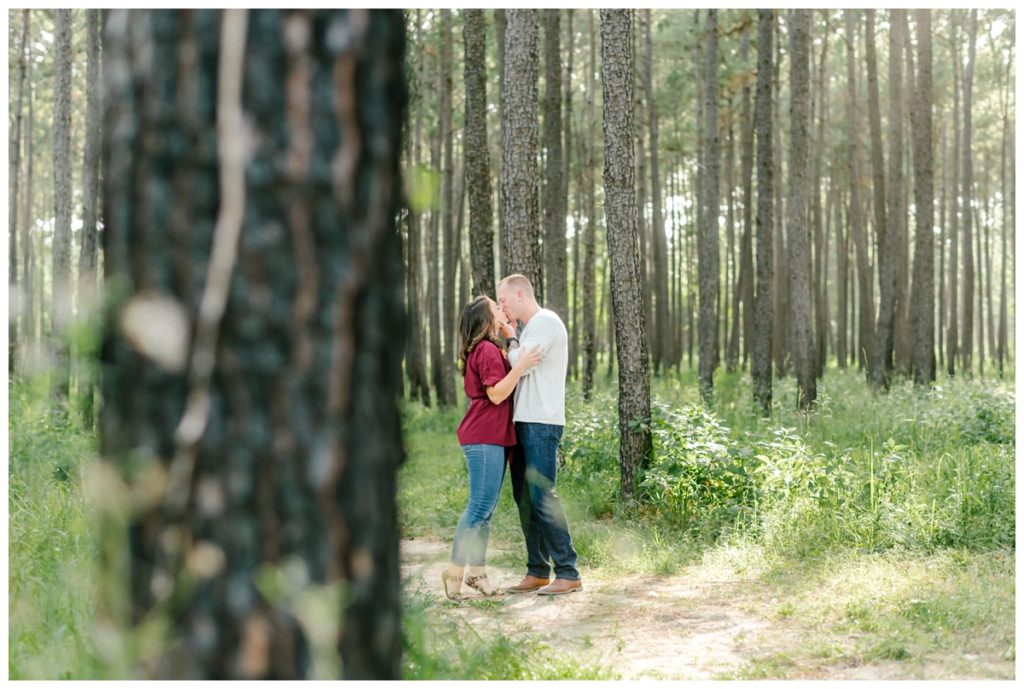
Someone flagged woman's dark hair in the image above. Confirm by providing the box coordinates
[457,295,499,376]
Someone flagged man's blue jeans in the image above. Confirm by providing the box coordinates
[451,443,507,567]
[511,422,579,580]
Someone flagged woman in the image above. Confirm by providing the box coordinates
[442,295,541,599]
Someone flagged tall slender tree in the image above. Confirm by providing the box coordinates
[501,10,542,296]
[946,12,961,376]
[406,10,430,405]
[752,9,774,413]
[960,9,978,376]
[21,11,35,367]
[439,9,457,404]
[698,9,720,404]
[737,15,755,369]
[600,8,652,501]
[786,10,815,409]
[464,9,494,298]
[9,9,29,374]
[909,9,935,384]
[51,9,73,402]
[543,9,567,321]
[582,10,598,400]
[843,10,875,375]
[645,9,670,373]
[867,9,892,388]
[100,9,407,678]
[78,8,102,424]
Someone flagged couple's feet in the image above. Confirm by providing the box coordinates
[442,570,499,599]
[507,574,583,596]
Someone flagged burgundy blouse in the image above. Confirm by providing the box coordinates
[456,340,517,446]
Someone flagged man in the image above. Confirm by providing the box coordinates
[497,274,582,595]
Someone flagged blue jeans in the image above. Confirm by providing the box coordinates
[451,444,507,567]
[511,422,579,580]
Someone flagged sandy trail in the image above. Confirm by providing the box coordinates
[399,538,1013,680]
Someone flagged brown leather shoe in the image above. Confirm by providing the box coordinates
[506,575,551,594]
[536,578,582,595]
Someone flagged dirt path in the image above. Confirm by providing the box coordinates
[400,538,1013,680]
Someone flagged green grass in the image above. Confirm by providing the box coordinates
[9,361,1015,679]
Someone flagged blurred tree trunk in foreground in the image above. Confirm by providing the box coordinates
[98,9,406,679]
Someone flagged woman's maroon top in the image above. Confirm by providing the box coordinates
[456,339,517,446]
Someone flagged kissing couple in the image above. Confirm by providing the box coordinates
[441,274,582,598]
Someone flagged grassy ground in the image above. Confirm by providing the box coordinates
[398,363,1014,678]
[8,363,1015,678]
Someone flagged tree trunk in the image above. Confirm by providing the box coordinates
[501,10,542,295]
[9,9,29,375]
[600,8,652,502]
[464,9,494,299]
[960,9,977,376]
[812,12,830,378]
[866,9,892,388]
[565,10,577,378]
[633,11,651,366]
[895,13,915,375]
[785,10,815,409]
[51,9,73,402]
[725,103,740,372]
[543,9,567,322]
[77,8,102,424]
[698,9,720,405]
[998,42,1010,376]
[738,16,755,369]
[645,9,670,374]
[835,170,848,370]
[771,16,788,379]
[440,9,457,405]
[843,10,876,377]
[428,28,444,406]
[21,11,35,369]
[582,10,598,401]
[752,9,774,414]
[946,12,960,376]
[909,9,935,384]
[406,10,430,405]
[495,9,508,277]
[99,9,406,678]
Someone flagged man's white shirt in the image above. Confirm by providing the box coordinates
[508,308,568,426]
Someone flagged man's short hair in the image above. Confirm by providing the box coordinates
[498,274,535,298]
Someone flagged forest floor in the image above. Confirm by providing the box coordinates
[399,537,1013,680]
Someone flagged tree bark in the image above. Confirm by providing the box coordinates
[909,9,935,384]
[866,9,892,388]
[428,21,444,406]
[78,8,103,424]
[495,9,508,277]
[9,9,29,375]
[812,12,830,377]
[51,9,73,402]
[633,11,651,364]
[843,10,876,377]
[600,8,652,502]
[698,9,720,404]
[464,9,494,299]
[581,10,598,400]
[946,12,961,376]
[960,9,977,376]
[406,10,430,405]
[543,9,567,321]
[786,10,815,409]
[21,11,35,368]
[501,10,542,296]
[100,9,406,678]
[738,16,755,369]
[440,9,457,405]
[835,166,848,369]
[771,16,788,378]
[645,9,670,374]
[752,9,774,414]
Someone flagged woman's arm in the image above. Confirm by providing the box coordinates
[485,346,541,405]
